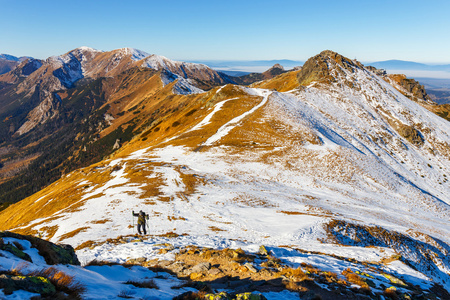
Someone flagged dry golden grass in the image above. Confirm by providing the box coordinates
[208,226,226,232]
[252,70,302,92]
[91,219,111,225]
[111,84,212,157]
[0,165,113,234]
[383,287,399,300]
[230,194,275,208]
[277,210,306,216]
[341,268,370,290]
[177,169,205,196]
[30,267,86,297]
[8,262,29,276]
[168,215,187,221]
[175,291,207,300]
[279,267,308,281]
[57,227,90,242]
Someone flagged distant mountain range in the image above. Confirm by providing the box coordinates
[0,54,33,74]
[188,59,304,74]
[368,59,450,72]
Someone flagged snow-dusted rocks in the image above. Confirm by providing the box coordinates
[141,54,232,84]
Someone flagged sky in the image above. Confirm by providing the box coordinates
[1,0,450,63]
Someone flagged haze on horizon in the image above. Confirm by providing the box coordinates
[1,0,450,65]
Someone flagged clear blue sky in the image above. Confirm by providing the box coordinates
[1,0,450,63]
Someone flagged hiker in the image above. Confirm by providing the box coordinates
[132,210,149,235]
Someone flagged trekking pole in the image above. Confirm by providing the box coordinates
[132,212,134,234]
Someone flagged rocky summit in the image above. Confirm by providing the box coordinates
[0,48,449,299]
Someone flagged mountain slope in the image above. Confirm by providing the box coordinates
[1,50,449,292]
[0,47,237,207]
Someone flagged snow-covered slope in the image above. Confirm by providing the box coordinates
[1,51,449,293]
[141,54,232,84]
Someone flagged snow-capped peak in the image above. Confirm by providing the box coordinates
[76,46,102,53]
[141,54,177,69]
[119,47,151,61]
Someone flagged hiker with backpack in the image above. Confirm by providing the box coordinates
[132,210,149,235]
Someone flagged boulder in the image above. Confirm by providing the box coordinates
[244,262,258,273]
[0,274,56,296]
[258,245,269,256]
[235,292,267,300]
[204,291,231,300]
[0,231,80,265]
[127,257,147,264]
[0,239,32,262]
[190,262,211,273]
[208,268,222,276]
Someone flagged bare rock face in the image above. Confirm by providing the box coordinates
[397,124,425,146]
[189,262,211,274]
[365,65,387,76]
[387,74,433,103]
[262,64,286,78]
[297,50,364,86]
[16,91,59,135]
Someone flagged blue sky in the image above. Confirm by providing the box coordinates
[1,0,450,63]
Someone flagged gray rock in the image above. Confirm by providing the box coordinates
[158,260,172,267]
[208,268,222,276]
[168,262,185,274]
[128,257,147,264]
[258,245,269,256]
[244,262,258,273]
[190,262,211,273]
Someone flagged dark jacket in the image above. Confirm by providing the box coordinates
[133,211,147,225]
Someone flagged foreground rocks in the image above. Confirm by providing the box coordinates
[0,274,56,297]
[0,231,80,265]
[124,244,450,300]
[0,231,84,298]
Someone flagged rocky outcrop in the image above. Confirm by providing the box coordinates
[0,238,32,262]
[0,231,80,265]
[365,65,387,76]
[204,292,267,300]
[297,50,364,86]
[396,124,424,146]
[233,64,288,85]
[325,219,450,288]
[0,274,56,297]
[16,91,59,135]
[386,74,433,103]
